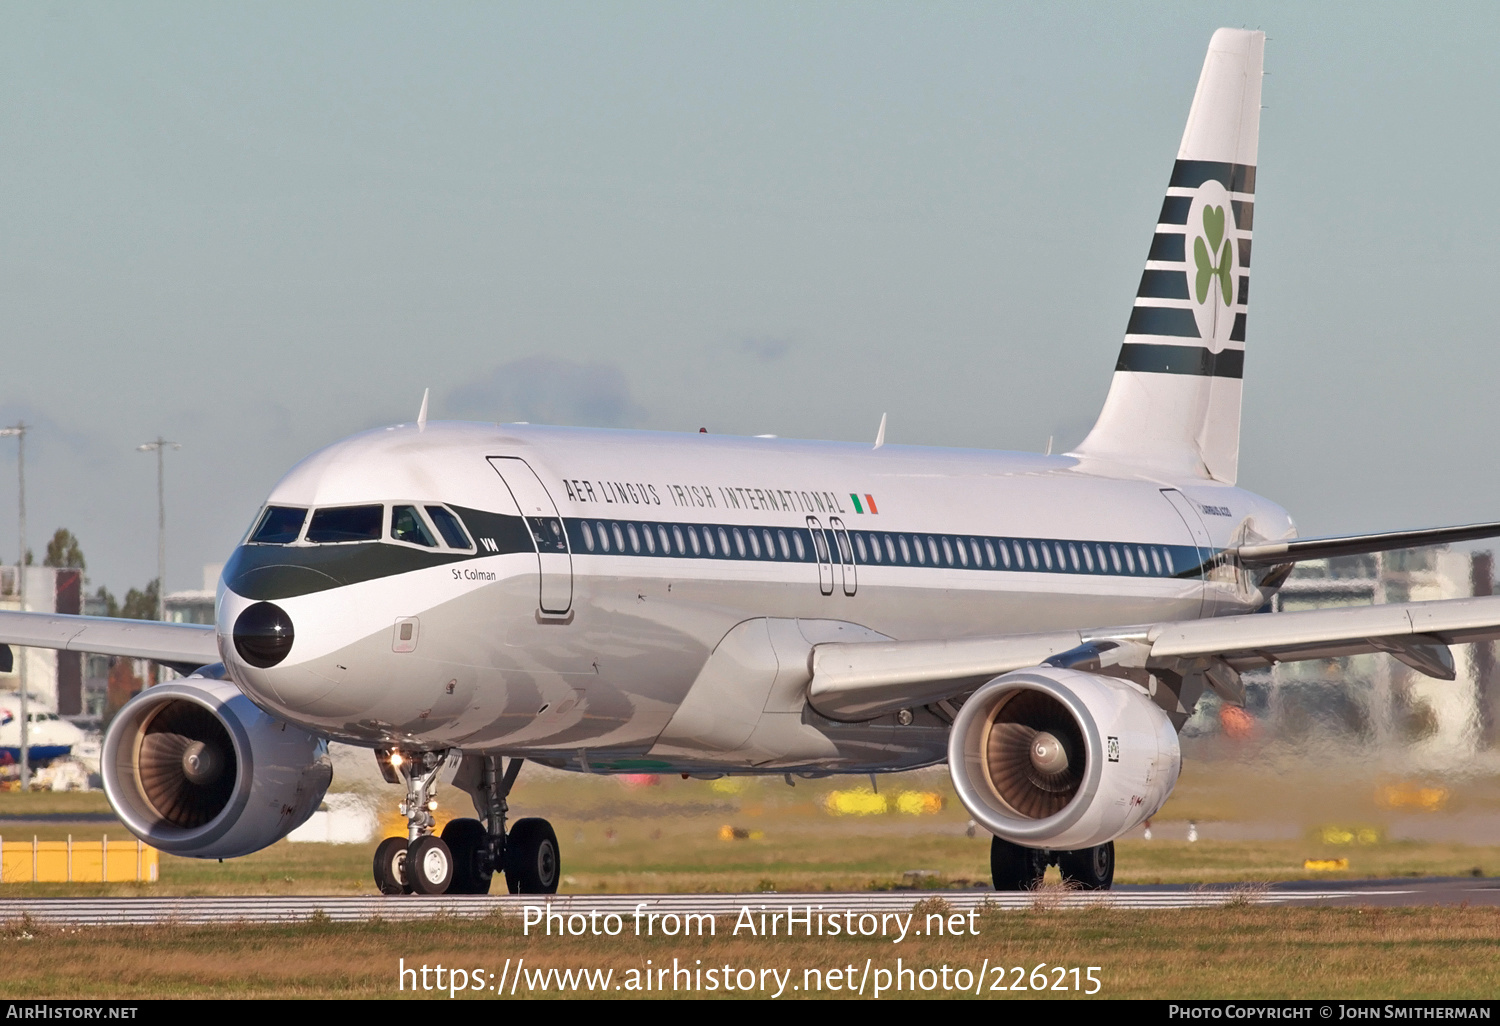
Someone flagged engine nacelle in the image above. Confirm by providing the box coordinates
[947,667,1180,850]
[102,676,332,859]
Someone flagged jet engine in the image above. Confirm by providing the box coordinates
[102,675,332,859]
[947,667,1180,850]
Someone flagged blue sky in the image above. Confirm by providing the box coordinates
[4,3,1500,594]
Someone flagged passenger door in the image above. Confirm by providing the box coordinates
[489,457,573,615]
[1160,487,1211,617]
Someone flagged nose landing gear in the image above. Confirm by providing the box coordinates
[370,749,561,896]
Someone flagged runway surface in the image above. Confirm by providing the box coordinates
[0,877,1494,924]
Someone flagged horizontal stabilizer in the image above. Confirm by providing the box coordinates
[1231,520,1500,567]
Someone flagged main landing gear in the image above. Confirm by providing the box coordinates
[371,750,561,896]
[990,836,1114,891]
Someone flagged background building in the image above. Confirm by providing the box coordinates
[0,565,83,717]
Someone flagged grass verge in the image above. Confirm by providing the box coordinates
[0,905,1494,999]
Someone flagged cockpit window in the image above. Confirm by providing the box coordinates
[250,506,308,544]
[425,506,473,550]
[391,506,438,547]
[306,505,383,543]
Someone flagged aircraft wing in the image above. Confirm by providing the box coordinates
[0,610,220,674]
[1229,519,1500,567]
[807,594,1500,720]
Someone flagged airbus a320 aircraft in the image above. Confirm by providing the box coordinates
[4,28,1499,896]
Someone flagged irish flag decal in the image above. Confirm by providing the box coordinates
[850,493,878,514]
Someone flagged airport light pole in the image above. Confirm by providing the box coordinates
[1,424,28,788]
[137,438,180,625]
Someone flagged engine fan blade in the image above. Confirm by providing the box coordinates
[136,700,236,829]
[984,690,1086,819]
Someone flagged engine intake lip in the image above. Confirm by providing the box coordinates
[102,680,256,851]
[947,670,1105,844]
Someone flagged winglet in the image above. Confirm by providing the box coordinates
[417,388,429,432]
[874,413,886,450]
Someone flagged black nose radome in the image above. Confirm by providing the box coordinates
[233,602,295,668]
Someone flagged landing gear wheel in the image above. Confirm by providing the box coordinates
[407,835,455,895]
[373,836,410,895]
[505,818,560,894]
[1057,841,1114,890]
[990,836,1047,891]
[442,818,493,895]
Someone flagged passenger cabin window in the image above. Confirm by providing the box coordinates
[391,506,438,547]
[426,506,474,550]
[250,506,307,544]
[306,505,383,543]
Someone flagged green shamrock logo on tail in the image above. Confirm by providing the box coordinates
[1194,205,1233,307]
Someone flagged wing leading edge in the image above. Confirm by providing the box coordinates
[0,610,219,673]
[807,594,1500,721]
[1231,520,1500,567]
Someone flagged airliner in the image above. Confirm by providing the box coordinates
[0,703,86,765]
[4,28,1499,896]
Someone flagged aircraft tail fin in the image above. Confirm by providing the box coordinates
[1072,28,1263,484]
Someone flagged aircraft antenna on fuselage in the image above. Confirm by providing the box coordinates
[874,413,886,450]
[417,388,429,432]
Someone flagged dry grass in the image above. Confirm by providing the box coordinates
[0,759,1497,998]
[0,905,1495,999]
[1,760,1498,895]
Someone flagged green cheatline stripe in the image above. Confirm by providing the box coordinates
[1170,159,1256,194]
[1115,343,1244,379]
[850,494,864,514]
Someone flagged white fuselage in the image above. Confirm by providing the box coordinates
[216,421,1293,775]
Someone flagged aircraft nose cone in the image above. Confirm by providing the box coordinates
[233,602,295,668]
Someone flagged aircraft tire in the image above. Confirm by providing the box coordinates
[408,835,455,895]
[442,817,493,895]
[373,836,410,895]
[1057,841,1114,890]
[990,836,1047,891]
[505,818,561,894]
